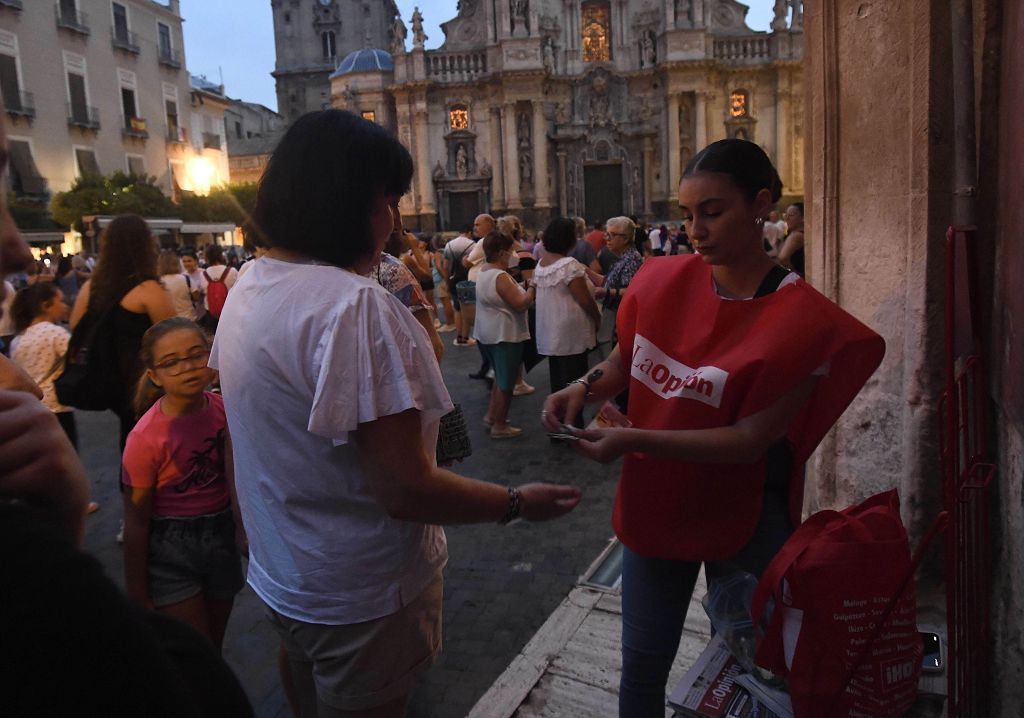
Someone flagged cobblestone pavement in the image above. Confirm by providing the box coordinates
[79,338,621,718]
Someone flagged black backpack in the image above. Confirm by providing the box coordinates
[54,304,123,411]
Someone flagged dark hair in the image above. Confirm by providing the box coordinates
[542,217,577,255]
[683,139,783,203]
[133,317,211,417]
[56,257,73,278]
[179,248,198,260]
[481,231,513,262]
[11,283,61,333]
[789,202,805,216]
[460,223,473,235]
[249,110,414,268]
[205,244,226,265]
[383,231,405,258]
[89,214,159,312]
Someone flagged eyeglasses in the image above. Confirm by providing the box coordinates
[153,348,210,375]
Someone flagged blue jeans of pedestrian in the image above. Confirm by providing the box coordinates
[618,488,794,717]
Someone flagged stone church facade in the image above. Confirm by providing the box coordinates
[328,0,804,232]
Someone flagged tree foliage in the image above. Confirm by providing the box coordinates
[50,172,176,232]
[176,183,257,225]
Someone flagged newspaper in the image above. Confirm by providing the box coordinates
[668,635,793,718]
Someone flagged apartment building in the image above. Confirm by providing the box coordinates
[0,0,223,203]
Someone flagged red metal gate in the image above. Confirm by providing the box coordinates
[938,226,995,717]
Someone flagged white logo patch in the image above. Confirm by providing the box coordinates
[630,333,729,408]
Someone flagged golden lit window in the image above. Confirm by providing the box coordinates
[449,107,470,130]
[582,3,611,63]
[730,91,749,118]
[361,110,376,122]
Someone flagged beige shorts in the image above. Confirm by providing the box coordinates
[264,573,443,713]
[436,280,450,299]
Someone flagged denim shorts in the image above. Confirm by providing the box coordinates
[455,280,476,306]
[147,509,244,608]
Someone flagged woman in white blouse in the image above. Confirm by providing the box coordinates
[533,216,601,427]
[157,251,195,320]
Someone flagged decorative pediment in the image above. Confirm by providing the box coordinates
[708,0,756,36]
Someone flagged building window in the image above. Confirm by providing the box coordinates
[730,90,749,118]
[322,31,336,60]
[126,154,145,177]
[120,86,138,129]
[361,110,376,122]
[165,99,180,140]
[0,34,27,116]
[74,147,101,177]
[158,23,172,56]
[112,3,129,38]
[449,106,469,131]
[582,2,611,63]
[235,120,242,138]
[8,139,46,196]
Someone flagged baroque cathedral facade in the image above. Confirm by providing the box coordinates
[279,0,804,231]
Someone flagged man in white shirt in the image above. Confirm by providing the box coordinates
[179,250,207,323]
[442,226,475,345]
[762,209,786,257]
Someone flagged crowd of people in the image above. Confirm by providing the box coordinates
[0,105,883,718]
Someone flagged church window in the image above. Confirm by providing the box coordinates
[449,106,470,131]
[362,110,376,122]
[582,2,612,63]
[322,31,337,61]
[730,90,749,118]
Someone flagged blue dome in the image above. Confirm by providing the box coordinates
[330,48,394,77]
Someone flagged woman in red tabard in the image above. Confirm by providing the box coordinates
[542,139,885,718]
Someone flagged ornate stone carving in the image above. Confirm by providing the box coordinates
[411,7,427,48]
[517,111,531,149]
[519,152,533,193]
[675,0,694,27]
[639,30,657,68]
[456,144,469,178]
[542,37,556,75]
[433,161,446,180]
[772,0,788,31]
[391,15,407,55]
[510,0,529,37]
[554,102,570,125]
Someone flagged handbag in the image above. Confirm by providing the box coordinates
[751,490,924,718]
[436,404,472,464]
[54,303,123,411]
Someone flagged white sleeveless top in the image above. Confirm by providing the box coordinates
[473,267,530,345]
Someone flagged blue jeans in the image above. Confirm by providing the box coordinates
[618,488,794,717]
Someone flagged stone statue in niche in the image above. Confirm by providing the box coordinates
[554,102,570,124]
[517,112,531,149]
[411,7,428,48]
[391,15,407,54]
[433,161,445,180]
[510,0,528,36]
[639,31,657,68]
[455,144,469,179]
[340,85,357,107]
[676,0,693,27]
[542,37,555,74]
[479,159,492,177]
[632,165,642,207]
[519,153,533,191]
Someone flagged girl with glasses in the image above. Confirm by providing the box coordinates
[121,317,244,652]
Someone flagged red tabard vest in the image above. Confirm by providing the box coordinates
[613,256,885,561]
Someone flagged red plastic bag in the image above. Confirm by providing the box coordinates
[752,490,922,718]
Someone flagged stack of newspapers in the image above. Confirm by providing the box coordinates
[668,635,794,718]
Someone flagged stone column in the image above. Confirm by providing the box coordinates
[667,93,681,198]
[642,137,654,215]
[503,101,522,208]
[695,91,708,149]
[557,150,568,215]
[775,85,792,195]
[490,105,506,211]
[532,100,550,207]
[413,107,435,215]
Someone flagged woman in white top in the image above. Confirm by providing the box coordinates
[534,217,601,428]
[157,251,195,320]
[473,232,535,439]
[209,109,580,717]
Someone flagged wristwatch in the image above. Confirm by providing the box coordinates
[567,368,604,397]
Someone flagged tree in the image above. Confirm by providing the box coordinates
[51,172,176,232]
[176,183,257,226]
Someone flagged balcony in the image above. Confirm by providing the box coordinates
[123,117,149,140]
[424,49,488,83]
[712,35,771,63]
[158,47,182,69]
[67,103,100,130]
[111,26,140,54]
[166,125,187,144]
[202,131,221,150]
[0,0,24,11]
[5,91,34,119]
[55,4,89,35]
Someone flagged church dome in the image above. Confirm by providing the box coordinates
[331,48,394,77]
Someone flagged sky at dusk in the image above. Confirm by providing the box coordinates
[181,0,776,112]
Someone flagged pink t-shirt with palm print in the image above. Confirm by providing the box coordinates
[122,391,230,518]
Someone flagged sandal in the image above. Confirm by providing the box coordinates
[490,426,523,439]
